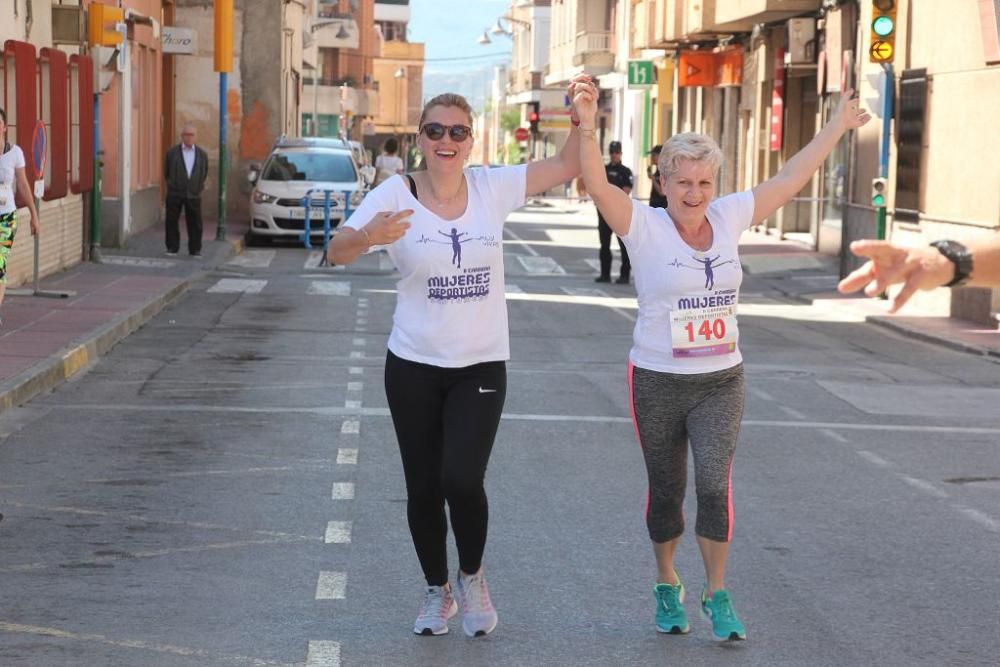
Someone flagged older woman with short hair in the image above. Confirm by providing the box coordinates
[572,86,870,641]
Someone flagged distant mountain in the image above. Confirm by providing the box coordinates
[422,65,508,113]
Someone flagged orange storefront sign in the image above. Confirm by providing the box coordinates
[678,48,744,88]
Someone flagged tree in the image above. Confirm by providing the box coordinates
[500,108,521,133]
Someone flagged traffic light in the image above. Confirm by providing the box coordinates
[871,177,888,208]
[88,2,124,47]
[528,102,540,135]
[869,0,897,64]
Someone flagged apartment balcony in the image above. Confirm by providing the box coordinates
[545,30,614,86]
[714,0,822,25]
[301,83,379,118]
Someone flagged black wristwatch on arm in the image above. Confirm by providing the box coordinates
[930,240,973,287]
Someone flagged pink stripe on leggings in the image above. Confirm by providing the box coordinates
[726,458,735,542]
[626,362,651,519]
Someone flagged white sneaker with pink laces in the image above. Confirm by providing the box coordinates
[456,570,498,637]
[413,585,457,636]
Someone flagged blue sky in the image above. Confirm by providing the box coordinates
[408,0,513,75]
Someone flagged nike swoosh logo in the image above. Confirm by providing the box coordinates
[478,387,497,393]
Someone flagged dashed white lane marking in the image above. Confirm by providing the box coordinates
[517,255,566,274]
[308,281,351,296]
[820,429,849,443]
[347,382,363,392]
[332,482,355,500]
[325,521,352,543]
[857,450,892,467]
[337,448,358,465]
[352,338,365,346]
[955,507,1000,532]
[315,571,348,600]
[304,252,323,269]
[344,400,361,409]
[357,298,369,305]
[0,622,296,667]
[207,278,267,294]
[227,250,276,268]
[561,286,608,298]
[355,326,367,333]
[751,388,775,402]
[306,641,341,667]
[503,226,540,257]
[356,317,368,325]
[505,284,524,294]
[898,475,949,498]
[340,420,360,434]
[779,405,806,420]
[349,367,363,375]
[349,351,364,359]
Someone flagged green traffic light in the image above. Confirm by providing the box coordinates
[872,15,894,37]
[872,194,885,207]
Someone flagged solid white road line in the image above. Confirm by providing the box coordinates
[315,571,348,599]
[0,622,296,667]
[325,521,352,544]
[337,448,358,465]
[751,388,775,402]
[340,420,360,434]
[503,225,540,257]
[207,279,267,294]
[305,641,341,667]
[332,482,355,500]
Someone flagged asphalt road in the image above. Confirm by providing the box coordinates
[1,202,998,666]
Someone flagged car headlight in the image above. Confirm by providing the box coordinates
[253,190,277,204]
[349,190,364,207]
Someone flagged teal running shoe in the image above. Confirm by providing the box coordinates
[700,588,747,641]
[654,579,690,634]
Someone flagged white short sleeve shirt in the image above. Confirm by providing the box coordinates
[344,165,528,367]
[0,144,26,215]
[620,190,755,374]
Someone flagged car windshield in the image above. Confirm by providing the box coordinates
[261,151,357,182]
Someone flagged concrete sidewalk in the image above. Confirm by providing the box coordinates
[739,228,1000,359]
[0,221,248,413]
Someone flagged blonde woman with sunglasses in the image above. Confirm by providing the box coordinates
[329,78,594,638]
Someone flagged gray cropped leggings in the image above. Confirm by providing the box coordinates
[628,362,745,543]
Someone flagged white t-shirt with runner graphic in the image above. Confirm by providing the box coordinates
[344,165,527,368]
[620,190,755,374]
[0,144,26,215]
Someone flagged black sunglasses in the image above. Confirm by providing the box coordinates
[420,123,472,142]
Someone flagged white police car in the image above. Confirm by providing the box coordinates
[248,137,367,244]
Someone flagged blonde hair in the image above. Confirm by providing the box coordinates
[418,93,475,129]
[658,132,723,178]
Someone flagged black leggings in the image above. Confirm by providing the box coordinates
[384,349,507,586]
[598,217,631,279]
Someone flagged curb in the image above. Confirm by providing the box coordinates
[864,317,1000,359]
[0,235,245,415]
[0,280,191,413]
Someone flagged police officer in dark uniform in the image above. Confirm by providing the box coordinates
[596,141,633,284]
[647,144,668,209]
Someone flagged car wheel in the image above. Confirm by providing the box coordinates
[246,231,272,247]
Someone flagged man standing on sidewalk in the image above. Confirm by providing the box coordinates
[595,141,633,284]
[164,126,208,257]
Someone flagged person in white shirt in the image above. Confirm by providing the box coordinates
[328,79,592,638]
[373,137,405,187]
[0,107,41,325]
[573,84,870,641]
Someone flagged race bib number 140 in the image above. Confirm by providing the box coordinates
[670,301,737,358]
